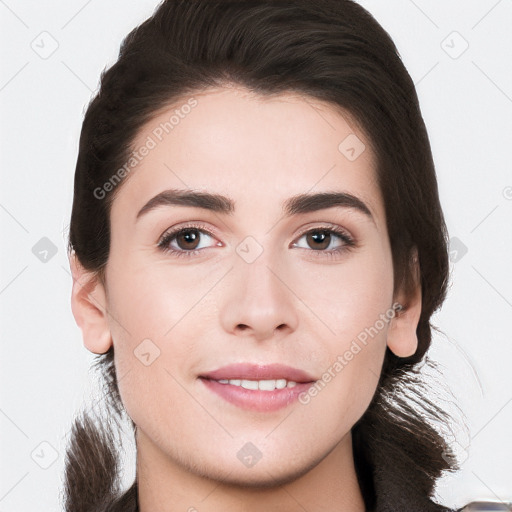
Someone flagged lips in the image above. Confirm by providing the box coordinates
[198,363,317,412]
[200,363,316,383]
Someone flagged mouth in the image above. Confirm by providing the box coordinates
[198,363,317,412]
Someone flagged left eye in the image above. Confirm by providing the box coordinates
[293,228,353,252]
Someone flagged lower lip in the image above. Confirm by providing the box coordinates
[199,378,315,412]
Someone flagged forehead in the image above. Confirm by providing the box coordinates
[110,86,384,226]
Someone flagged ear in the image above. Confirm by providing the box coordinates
[69,252,112,354]
[387,247,422,358]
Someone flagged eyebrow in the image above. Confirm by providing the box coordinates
[135,188,374,222]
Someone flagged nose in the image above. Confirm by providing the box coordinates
[219,251,299,343]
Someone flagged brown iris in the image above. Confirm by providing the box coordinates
[307,230,331,250]
[176,229,201,250]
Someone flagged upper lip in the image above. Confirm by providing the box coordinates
[200,363,316,383]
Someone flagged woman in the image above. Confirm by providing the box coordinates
[64,0,472,510]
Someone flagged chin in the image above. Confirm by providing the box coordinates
[187,450,325,489]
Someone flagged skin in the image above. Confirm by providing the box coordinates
[70,85,422,512]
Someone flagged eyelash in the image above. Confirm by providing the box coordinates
[157,222,356,260]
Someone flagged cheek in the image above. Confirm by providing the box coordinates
[296,302,389,446]
[105,263,207,444]
[295,247,394,342]
[104,256,212,411]
[106,254,211,341]
[296,249,392,401]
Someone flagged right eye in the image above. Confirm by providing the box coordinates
[157,223,222,258]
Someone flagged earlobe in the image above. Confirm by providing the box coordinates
[387,248,422,358]
[69,252,113,354]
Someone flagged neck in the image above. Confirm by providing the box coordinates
[136,428,366,512]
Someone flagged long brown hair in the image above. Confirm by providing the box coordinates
[64,1,466,510]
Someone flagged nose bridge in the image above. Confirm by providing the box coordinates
[219,238,299,340]
[239,243,283,300]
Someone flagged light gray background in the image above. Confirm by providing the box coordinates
[1,1,511,510]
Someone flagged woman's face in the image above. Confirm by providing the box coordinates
[78,86,414,486]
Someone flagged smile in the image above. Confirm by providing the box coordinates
[199,363,316,412]
[214,378,297,390]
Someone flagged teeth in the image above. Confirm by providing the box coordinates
[215,378,298,391]
[275,379,287,389]
[258,379,276,391]
[241,379,259,390]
